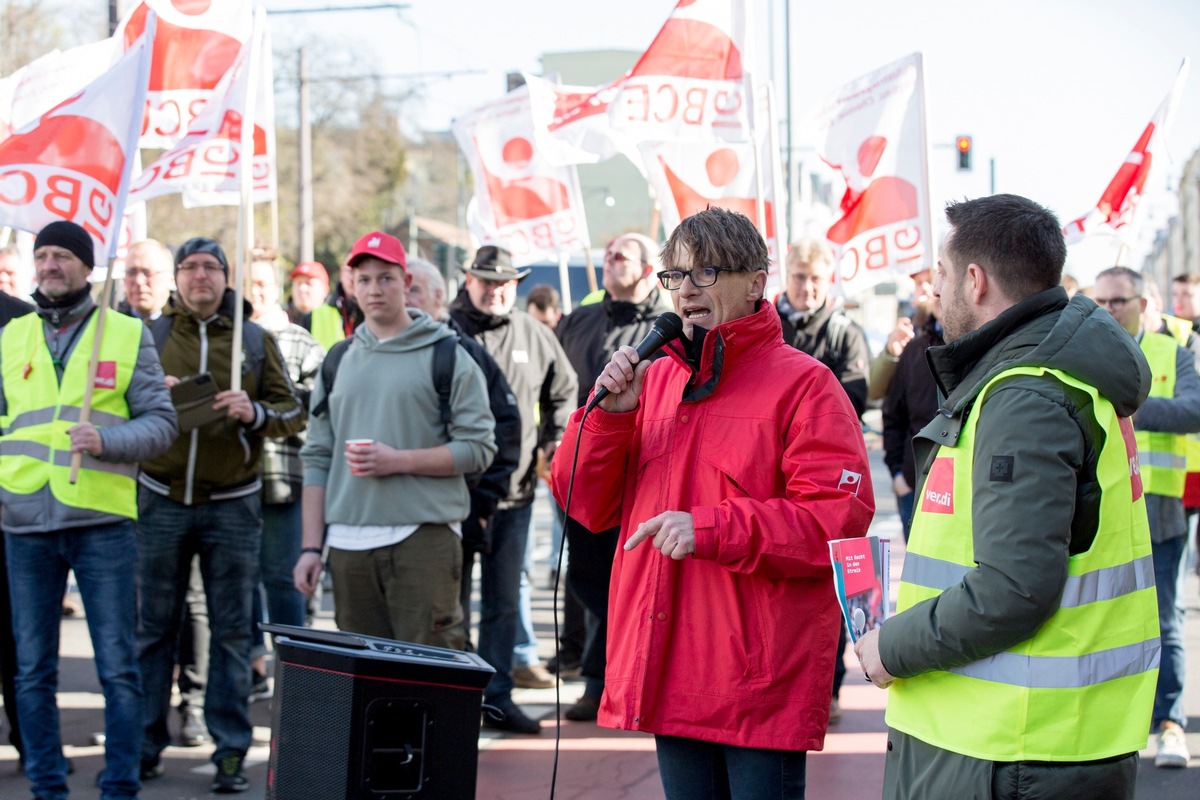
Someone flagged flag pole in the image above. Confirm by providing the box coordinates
[70,12,156,483]
[584,247,598,294]
[231,7,264,393]
[763,82,788,295]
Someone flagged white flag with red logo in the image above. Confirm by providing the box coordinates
[1062,59,1188,246]
[128,9,275,208]
[453,85,591,266]
[812,52,932,297]
[0,17,155,263]
[639,83,785,265]
[115,0,252,149]
[0,37,120,144]
[534,0,752,167]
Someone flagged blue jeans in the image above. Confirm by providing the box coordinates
[252,500,306,655]
[136,490,261,762]
[512,516,540,669]
[478,502,534,703]
[896,491,915,541]
[655,734,807,800]
[1151,534,1188,729]
[7,522,142,800]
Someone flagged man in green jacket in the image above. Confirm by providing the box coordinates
[136,237,304,794]
[856,195,1159,799]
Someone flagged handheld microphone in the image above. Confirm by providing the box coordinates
[586,311,684,412]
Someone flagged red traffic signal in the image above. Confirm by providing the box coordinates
[956,136,972,171]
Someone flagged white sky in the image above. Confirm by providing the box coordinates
[270,0,1200,271]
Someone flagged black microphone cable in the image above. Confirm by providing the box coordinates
[547,399,593,800]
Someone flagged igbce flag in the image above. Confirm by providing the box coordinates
[129,10,275,209]
[639,84,783,263]
[0,17,155,263]
[812,52,932,296]
[453,85,590,266]
[537,0,752,166]
[116,0,252,149]
[0,37,120,144]
[1063,59,1189,246]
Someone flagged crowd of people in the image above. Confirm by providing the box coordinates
[0,197,1191,800]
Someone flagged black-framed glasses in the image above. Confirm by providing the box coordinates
[1095,295,1140,310]
[657,266,741,290]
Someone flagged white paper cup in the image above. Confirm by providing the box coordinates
[345,439,374,475]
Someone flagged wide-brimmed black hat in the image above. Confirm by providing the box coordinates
[465,245,529,282]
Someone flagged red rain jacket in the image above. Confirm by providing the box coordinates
[551,301,874,751]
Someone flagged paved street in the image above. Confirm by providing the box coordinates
[3,431,1198,799]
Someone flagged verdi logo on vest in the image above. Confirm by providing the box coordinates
[94,360,117,390]
[921,458,954,514]
[1118,416,1144,502]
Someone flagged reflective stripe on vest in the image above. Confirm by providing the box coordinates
[0,311,141,518]
[1135,332,1186,497]
[311,304,345,351]
[887,366,1159,762]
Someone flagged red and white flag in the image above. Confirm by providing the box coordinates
[0,17,155,263]
[813,52,932,296]
[128,10,275,208]
[115,0,252,148]
[453,85,590,266]
[1063,59,1189,246]
[535,0,752,167]
[639,84,785,265]
[0,37,120,143]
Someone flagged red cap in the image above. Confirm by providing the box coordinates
[347,231,407,270]
[288,261,328,282]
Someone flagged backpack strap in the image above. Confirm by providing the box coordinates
[431,336,457,438]
[149,314,267,395]
[311,337,353,418]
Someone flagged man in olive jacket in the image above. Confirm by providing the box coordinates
[136,237,304,794]
[856,195,1158,800]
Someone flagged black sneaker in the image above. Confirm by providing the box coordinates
[248,668,273,703]
[140,756,164,780]
[212,753,249,793]
[481,701,542,734]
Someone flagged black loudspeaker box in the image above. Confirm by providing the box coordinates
[262,623,494,800]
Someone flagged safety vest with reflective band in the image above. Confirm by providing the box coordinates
[887,365,1159,762]
[0,311,141,519]
[311,304,345,351]
[1161,313,1194,345]
[1136,332,1187,498]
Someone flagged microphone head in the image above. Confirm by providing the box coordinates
[653,311,684,341]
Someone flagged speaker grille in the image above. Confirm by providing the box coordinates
[273,661,354,799]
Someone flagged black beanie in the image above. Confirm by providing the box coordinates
[34,220,94,268]
[175,237,229,277]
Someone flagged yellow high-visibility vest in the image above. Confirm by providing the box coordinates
[311,304,345,351]
[887,365,1159,761]
[1136,332,1187,498]
[0,311,141,518]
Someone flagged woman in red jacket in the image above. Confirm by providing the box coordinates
[551,208,875,800]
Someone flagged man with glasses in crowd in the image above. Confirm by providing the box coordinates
[552,208,873,799]
[1092,266,1200,769]
[119,240,173,321]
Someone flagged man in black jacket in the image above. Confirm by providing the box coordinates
[554,232,668,720]
[449,245,577,734]
[405,258,521,649]
[777,237,871,418]
[776,236,871,721]
[0,280,32,768]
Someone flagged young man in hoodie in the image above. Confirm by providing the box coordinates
[857,195,1160,800]
[293,232,496,651]
[136,237,305,793]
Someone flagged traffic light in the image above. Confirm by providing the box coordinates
[956,135,972,171]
